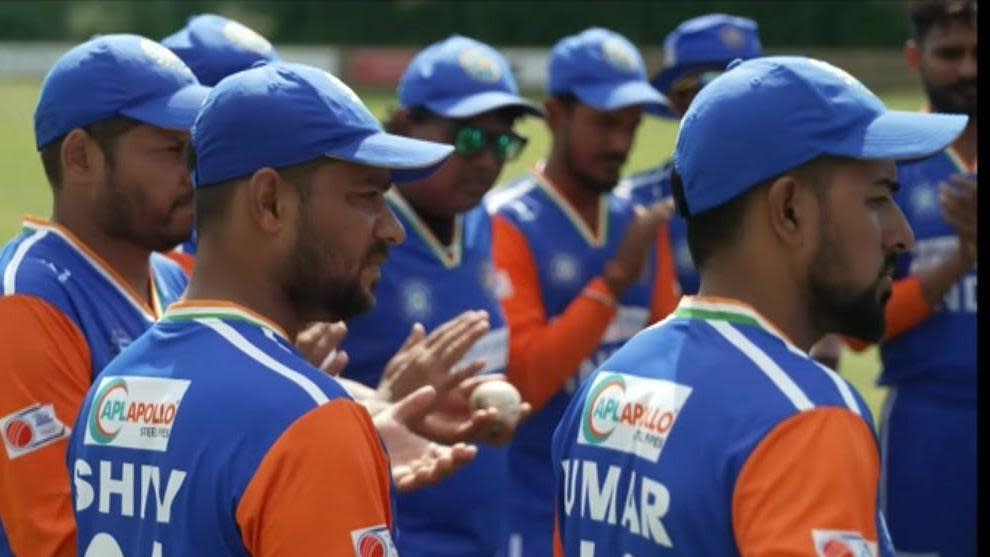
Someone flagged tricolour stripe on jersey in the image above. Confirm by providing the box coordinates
[809,357,862,416]
[708,320,815,412]
[163,300,291,341]
[387,190,464,269]
[198,317,329,405]
[22,217,158,321]
[2,228,48,295]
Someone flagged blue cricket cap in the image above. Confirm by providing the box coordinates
[649,14,761,119]
[191,61,454,188]
[162,13,279,86]
[547,27,665,111]
[34,34,210,150]
[399,34,542,118]
[674,56,968,216]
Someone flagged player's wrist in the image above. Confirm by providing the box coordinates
[602,260,633,297]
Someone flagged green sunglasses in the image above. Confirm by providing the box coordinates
[451,125,528,162]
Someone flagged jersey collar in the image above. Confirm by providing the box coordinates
[673,295,803,352]
[162,299,291,342]
[386,189,464,269]
[531,162,609,248]
[22,216,164,320]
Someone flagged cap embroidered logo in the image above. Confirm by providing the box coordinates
[458,47,502,83]
[140,38,193,76]
[602,38,639,74]
[222,20,273,55]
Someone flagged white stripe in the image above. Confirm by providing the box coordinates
[792,344,862,416]
[878,388,898,517]
[3,229,48,294]
[198,318,329,405]
[708,320,815,411]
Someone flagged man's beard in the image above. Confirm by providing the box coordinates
[807,239,896,343]
[562,136,623,195]
[99,173,192,252]
[282,212,388,323]
[923,75,978,118]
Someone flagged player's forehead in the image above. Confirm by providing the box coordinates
[922,19,977,48]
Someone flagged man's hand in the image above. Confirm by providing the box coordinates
[296,321,349,375]
[371,386,478,493]
[604,198,675,297]
[376,311,490,402]
[405,374,532,447]
[940,174,977,265]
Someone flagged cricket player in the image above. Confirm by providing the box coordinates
[0,34,209,557]
[67,61,466,556]
[487,27,679,557]
[616,14,762,295]
[161,13,281,275]
[843,1,977,554]
[341,35,539,556]
[551,55,967,556]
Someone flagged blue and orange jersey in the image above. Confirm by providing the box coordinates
[163,232,198,277]
[873,148,976,398]
[487,166,679,540]
[341,192,509,556]
[551,296,895,557]
[67,300,396,557]
[616,161,699,295]
[0,217,187,557]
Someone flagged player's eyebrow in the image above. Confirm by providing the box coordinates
[875,177,901,193]
[367,175,393,191]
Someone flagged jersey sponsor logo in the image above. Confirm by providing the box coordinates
[811,529,877,557]
[908,183,939,218]
[1,403,69,459]
[578,372,692,463]
[350,524,398,557]
[84,376,191,452]
[222,19,273,54]
[602,38,640,74]
[458,47,502,83]
[399,279,433,321]
[549,252,581,285]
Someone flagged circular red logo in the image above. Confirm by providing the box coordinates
[5,419,33,449]
[358,533,386,557]
[823,539,856,557]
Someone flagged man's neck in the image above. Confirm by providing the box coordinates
[183,247,303,341]
[402,192,456,246]
[51,206,152,305]
[542,156,602,230]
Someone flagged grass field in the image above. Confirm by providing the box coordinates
[1,79,924,421]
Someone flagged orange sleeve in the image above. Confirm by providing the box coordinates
[732,408,880,556]
[553,511,566,556]
[236,399,394,556]
[0,295,92,557]
[649,222,680,324]
[162,250,195,277]
[492,215,618,412]
[844,276,932,352]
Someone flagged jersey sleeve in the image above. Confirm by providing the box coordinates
[236,399,394,556]
[732,407,880,556]
[0,294,92,557]
[649,222,680,324]
[844,276,933,352]
[491,215,618,412]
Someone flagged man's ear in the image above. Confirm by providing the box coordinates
[543,97,567,135]
[60,128,104,186]
[386,107,413,135]
[905,39,922,73]
[765,174,819,250]
[245,167,296,235]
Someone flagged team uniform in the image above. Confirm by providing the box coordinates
[616,161,698,294]
[0,217,187,556]
[67,300,397,556]
[341,191,509,556]
[489,167,678,557]
[876,148,976,556]
[552,296,896,556]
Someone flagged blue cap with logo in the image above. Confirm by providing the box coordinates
[547,27,665,111]
[191,61,454,188]
[674,56,968,216]
[162,13,279,87]
[399,34,542,118]
[34,34,210,150]
[649,14,762,119]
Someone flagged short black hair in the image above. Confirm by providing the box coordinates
[908,0,977,42]
[189,146,323,237]
[39,116,142,190]
[554,92,579,111]
[672,157,837,271]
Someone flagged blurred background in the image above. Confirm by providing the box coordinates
[1,0,924,417]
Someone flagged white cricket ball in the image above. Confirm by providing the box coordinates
[469,380,522,427]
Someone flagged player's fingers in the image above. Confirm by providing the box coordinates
[322,349,349,376]
[439,360,487,393]
[949,173,978,194]
[437,320,490,365]
[398,322,427,352]
[390,385,437,423]
[425,310,487,349]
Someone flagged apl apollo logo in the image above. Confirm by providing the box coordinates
[578,372,693,462]
[84,376,190,452]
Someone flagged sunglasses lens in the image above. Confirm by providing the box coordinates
[497,133,526,162]
[454,126,486,156]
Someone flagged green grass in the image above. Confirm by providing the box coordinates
[1,80,923,421]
